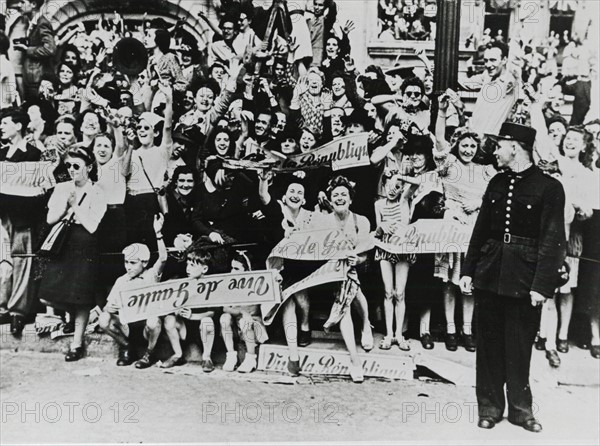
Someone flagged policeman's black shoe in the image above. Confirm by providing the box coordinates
[420,333,434,350]
[0,313,11,325]
[10,315,25,337]
[545,349,561,368]
[65,347,85,362]
[477,418,497,429]
[117,345,134,366]
[534,337,546,351]
[463,334,476,352]
[512,418,543,433]
[556,338,569,353]
[591,345,600,359]
[134,350,157,369]
[445,333,458,351]
[298,330,312,347]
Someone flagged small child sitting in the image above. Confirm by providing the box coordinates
[169,248,219,372]
[98,215,167,366]
[220,251,269,373]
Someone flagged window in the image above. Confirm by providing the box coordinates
[483,0,512,43]
[377,0,438,41]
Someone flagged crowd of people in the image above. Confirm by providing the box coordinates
[0,0,599,388]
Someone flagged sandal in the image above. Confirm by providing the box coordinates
[397,338,411,351]
[379,337,392,350]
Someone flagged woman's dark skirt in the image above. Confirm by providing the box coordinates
[577,210,600,319]
[96,204,127,301]
[40,224,99,311]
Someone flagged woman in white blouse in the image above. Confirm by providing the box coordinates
[40,147,107,362]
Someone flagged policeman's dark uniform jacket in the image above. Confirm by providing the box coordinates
[462,123,566,426]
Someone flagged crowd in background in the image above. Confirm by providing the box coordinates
[0,0,598,381]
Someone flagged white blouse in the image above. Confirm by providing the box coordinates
[127,146,169,194]
[97,156,127,205]
[47,181,107,234]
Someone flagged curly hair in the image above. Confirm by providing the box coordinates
[559,126,596,169]
[449,127,482,162]
[326,175,355,200]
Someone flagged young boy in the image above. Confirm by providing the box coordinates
[162,248,218,372]
[98,215,167,367]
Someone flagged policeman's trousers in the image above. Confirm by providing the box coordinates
[475,289,541,424]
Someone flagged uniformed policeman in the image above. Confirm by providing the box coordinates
[460,122,566,433]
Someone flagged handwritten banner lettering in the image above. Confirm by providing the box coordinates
[279,133,370,171]
[119,270,282,324]
[374,219,473,254]
[258,344,415,380]
[0,161,56,197]
[268,227,375,263]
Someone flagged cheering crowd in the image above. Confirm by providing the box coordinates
[1,0,599,385]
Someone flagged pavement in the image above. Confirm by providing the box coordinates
[1,327,599,444]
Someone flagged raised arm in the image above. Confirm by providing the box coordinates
[158,83,174,154]
[151,214,168,277]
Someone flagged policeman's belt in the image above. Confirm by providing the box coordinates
[490,234,537,247]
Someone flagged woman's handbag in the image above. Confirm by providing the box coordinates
[39,193,87,256]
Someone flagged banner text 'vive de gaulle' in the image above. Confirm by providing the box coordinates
[119,270,282,324]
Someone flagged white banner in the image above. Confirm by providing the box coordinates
[119,270,282,324]
[258,344,415,380]
[0,161,56,197]
[278,133,370,171]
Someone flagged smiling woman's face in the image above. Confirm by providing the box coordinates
[175,173,195,196]
[93,136,114,165]
[330,186,351,213]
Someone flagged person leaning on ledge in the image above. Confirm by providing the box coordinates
[459,122,566,433]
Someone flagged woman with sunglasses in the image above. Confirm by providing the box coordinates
[434,94,496,353]
[40,147,107,362]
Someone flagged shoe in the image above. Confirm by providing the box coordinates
[134,350,157,369]
[578,341,590,350]
[116,345,134,366]
[361,326,374,352]
[534,336,546,351]
[420,333,434,350]
[379,336,393,350]
[349,364,364,383]
[222,352,238,372]
[445,333,458,351]
[396,337,411,351]
[160,354,185,369]
[591,345,600,359]
[10,315,25,337]
[513,418,543,433]
[556,338,569,353]
[463,334,476,352]
[63,319,75,334]
[287,359,301,376]
[65,346,84,362]
[237,354,257,373]
[0,313,10,325]
[201,358,215,373]
[477,418,496,429]
[298,330,312,347]
[545,350,561,368]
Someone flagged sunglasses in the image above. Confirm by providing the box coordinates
[65,162,84,170]
[136,125,151,131]
[405,91,422,98]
